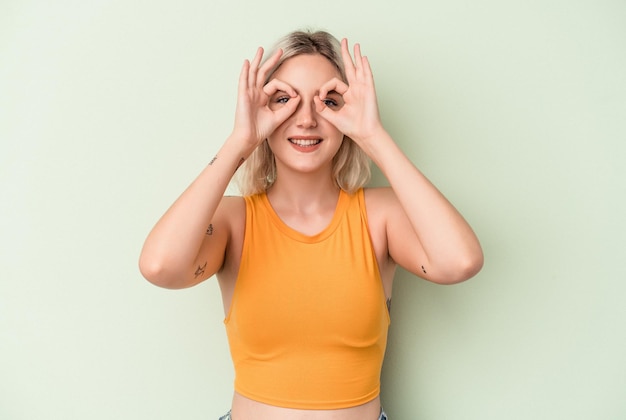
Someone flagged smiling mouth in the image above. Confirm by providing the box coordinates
[289,138,322,147]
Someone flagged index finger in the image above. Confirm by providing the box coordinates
[263,78,298,98]
[257,48,284,87]
[248,47,264,88]
[340,38,356,81]
[319,77,349,98]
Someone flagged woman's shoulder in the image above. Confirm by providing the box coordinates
[216,195,246,225]
[363,186,396,206]
[221,194,246,205]
[362,186,396,224]
[221,194,246,206]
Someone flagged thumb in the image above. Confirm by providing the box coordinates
[272,95,301,125]
[314,96,341,128]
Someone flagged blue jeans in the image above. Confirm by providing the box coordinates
[219,407,388,419]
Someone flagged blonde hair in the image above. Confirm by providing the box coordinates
[235,29,371,196]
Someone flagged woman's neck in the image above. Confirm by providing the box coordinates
[266,170,340,216]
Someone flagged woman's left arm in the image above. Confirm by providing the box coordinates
[317,39,483,284]
[364,135,484,284]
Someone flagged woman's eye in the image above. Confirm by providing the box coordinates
[323,99,338,107]
[276,96,290,104]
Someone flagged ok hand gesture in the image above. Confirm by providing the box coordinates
[315,39,385,149]
[232,47,301,149]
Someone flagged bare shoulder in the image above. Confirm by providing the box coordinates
[363,186,425,274]
[363,186,396,201]
[218,195,245,213]
[215,195,246,228]
[363,186,404,243]
[362,187,398,292]
[362,187,396,252]
[219,194,246,208]
[363,186,398,217]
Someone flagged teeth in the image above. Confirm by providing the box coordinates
[289,138,321,147]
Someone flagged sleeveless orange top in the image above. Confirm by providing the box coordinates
[224,188,390,409]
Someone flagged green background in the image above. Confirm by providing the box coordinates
[1,0,625,419]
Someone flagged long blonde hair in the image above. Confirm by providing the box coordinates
[235,29,371,196]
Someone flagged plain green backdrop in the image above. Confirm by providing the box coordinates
[1,0,625,419]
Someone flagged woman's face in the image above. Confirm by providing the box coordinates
[266,53,345,175]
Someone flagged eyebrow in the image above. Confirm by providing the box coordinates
[273,89,342,96]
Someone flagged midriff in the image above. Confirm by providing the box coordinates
[230,392,382,420]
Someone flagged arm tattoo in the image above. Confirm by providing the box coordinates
[206,224,213,235]
[421,265,427,274]
[208,155,217,165]
[194,262,207,278]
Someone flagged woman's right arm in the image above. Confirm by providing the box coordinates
[138,138,251,289]
[138,47,300,289]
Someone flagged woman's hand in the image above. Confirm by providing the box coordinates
[231,47,301,148]
[315,39,385,148]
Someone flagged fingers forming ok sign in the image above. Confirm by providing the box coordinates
[232,39,383,152]
[232,47,301,147]
[315,39,383,146]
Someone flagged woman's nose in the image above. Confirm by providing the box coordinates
[295,100,317,128]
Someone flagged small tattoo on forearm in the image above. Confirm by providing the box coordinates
[194,262,207,278]
[206,224,213,235]
[421,265,427,274]
[208,156,217,165]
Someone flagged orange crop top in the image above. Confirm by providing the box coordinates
[224,188,390,409]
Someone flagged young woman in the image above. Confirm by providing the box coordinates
[139,30,483,420]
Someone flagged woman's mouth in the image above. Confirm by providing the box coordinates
[288,138,323,147]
